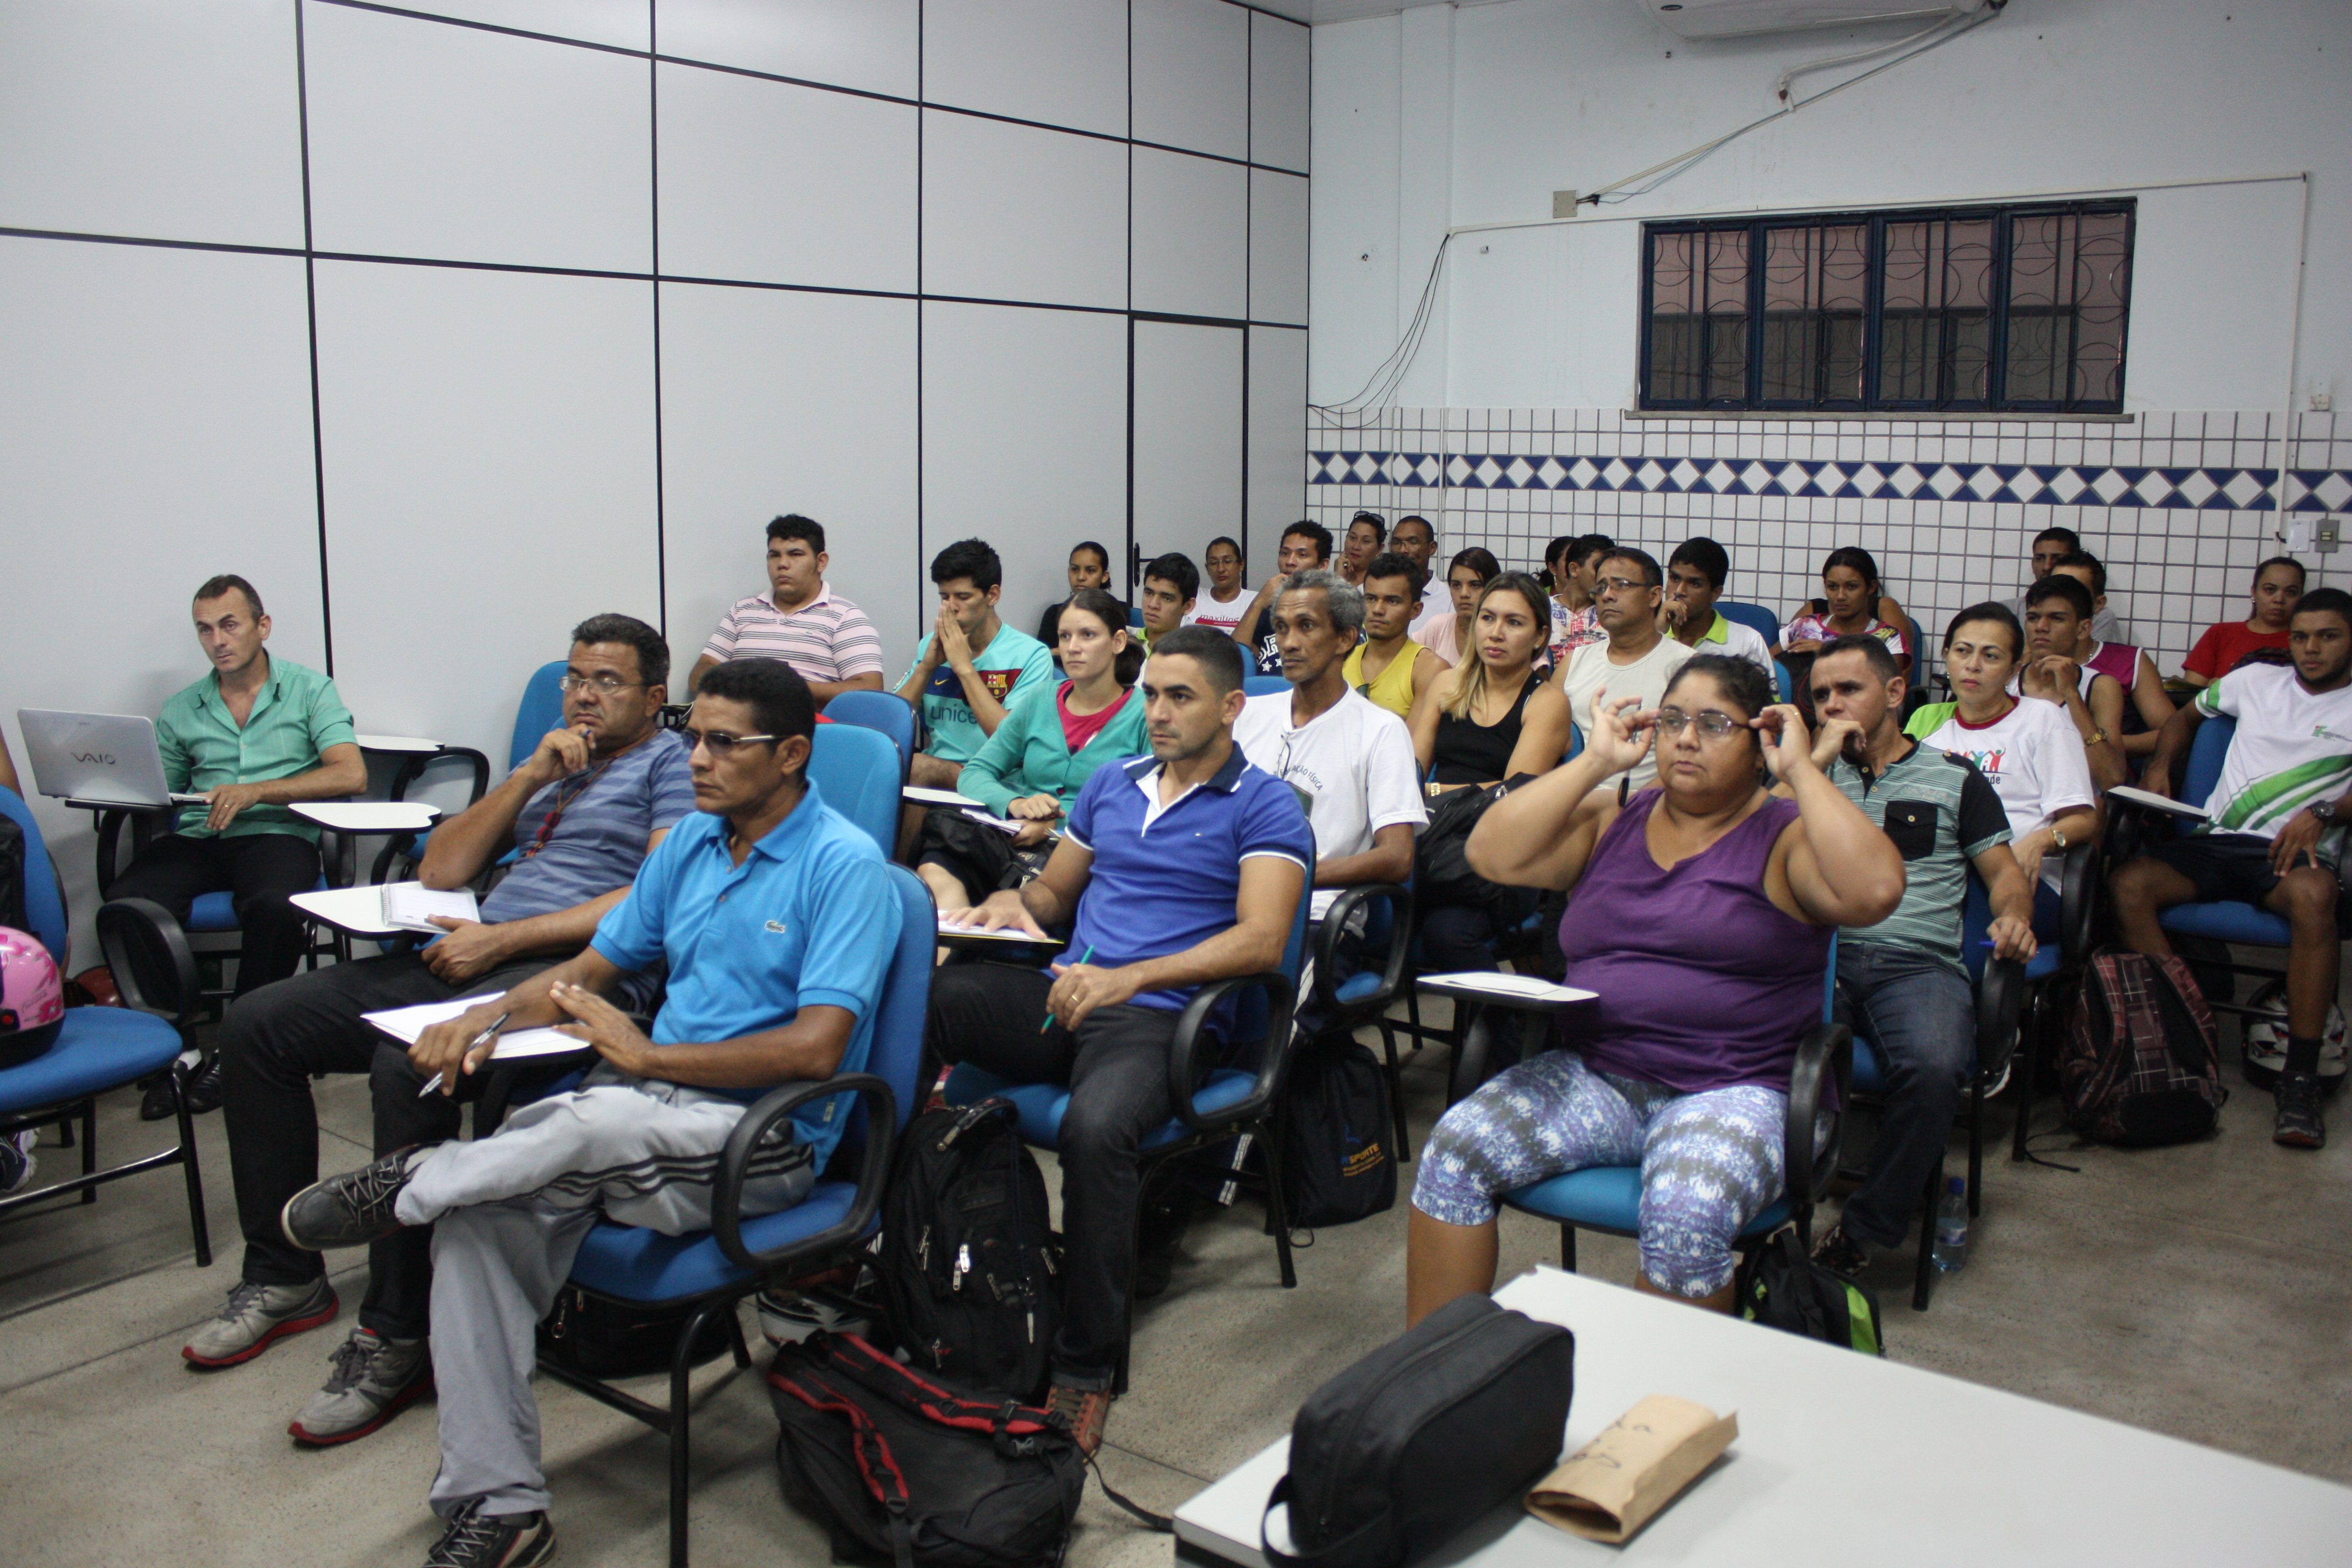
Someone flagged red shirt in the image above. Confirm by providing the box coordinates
[2181,620,2291,681]
[1057,682,1130,753]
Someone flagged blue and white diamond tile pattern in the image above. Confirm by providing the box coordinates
[1311,451,2351,511]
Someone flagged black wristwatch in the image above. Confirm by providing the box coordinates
[2310,800,2338,824]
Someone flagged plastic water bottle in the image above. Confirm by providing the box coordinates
[1931,1176,1969,1273]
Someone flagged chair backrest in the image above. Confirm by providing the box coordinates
[1715,600,1781,647]
[2181,711,2235,809]
[1243,674,1290,699]
[842,865,937,1152]
[1773,660,1794,704]
[0,787,68,961]
[808,724,900,859]
[1961,872,1994,986]
[822,690,915,784]
[510,660,570,772]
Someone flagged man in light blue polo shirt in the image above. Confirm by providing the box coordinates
[277,658,892,1567]
[928,625,1313,1459]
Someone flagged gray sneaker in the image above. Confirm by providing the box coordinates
[289,1325,433,1445]
[183,1277,340,1368]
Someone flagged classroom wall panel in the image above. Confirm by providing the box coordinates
[1131,0,1248,162]
[312,261,660,761]
[0,236,320,949]
[303,0,651,272]
[1249,10,1311,173]
[656,0,919,100]
[657,63,918,293]
[382,0,650,52]
[1132,148,1249,323]
[1134,322,1245,567]
[923,303,1130,636]
[1250,169,1311,327]
[658,284,922,669]
[1248,325,1311,565]
[0,0,304,248]
[922,112,1128,312]
[923,0,1128,139]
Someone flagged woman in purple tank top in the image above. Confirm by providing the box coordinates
[1406,655,1904,1319]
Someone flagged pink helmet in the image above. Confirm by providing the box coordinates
[0,928,64,1048]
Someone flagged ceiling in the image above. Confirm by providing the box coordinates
[1253,0,1520,25]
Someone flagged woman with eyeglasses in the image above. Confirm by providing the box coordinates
[913,588,1146,910]
[1404,654,1902,1320]
[1415,547,1502,667]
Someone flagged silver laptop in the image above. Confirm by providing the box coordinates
[16,710,210,808]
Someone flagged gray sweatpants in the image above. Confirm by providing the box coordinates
[405,1065,816,1518]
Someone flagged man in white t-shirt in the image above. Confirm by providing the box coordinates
[1554,546,1690,793]
[1183,535,1250,635]
[1391,515,1444,629]
[1661,537,1774,676]
[2111,587,2352,1149]
[1235,569,1424,932]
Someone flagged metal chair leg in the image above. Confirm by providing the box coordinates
[173,1063,213,1266]
[1377,1020,1412,1163]
[1257,1118,1298,1289]
[1559,1223,1577,1273]
[79,1099,97,1205]
[1966,1079,1984,1219]
[1911,1164,1939,1311]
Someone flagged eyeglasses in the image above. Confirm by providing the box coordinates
[682,728,780,758]
[1653,707,1743,740]
[1597,575,1648,596]
[557,674,649,694]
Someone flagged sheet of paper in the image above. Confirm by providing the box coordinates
[380,881,480,934]
[2106,785,2210,820]
[935,917,1064,945]
[361,998,587,1060]
[294,801,442,831]
[1418,972,1599,1004]
[903,785,983,808]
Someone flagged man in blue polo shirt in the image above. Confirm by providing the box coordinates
[929,625,1313,1458]
[278,658,893,1568]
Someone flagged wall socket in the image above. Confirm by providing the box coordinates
[2314,392,2335,412]
[1552,189,1580,219]
[2320,518,2342,554]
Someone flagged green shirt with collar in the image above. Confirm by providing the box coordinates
[156,655,357,842]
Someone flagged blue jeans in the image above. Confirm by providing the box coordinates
[1833,941,1975,1250]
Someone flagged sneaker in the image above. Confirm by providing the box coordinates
[1810,1221,1873,1278]
[183,1277,340,1368]
[0,1129,35,1194]
[141,1054,223,1122]
[1046,1384,1111,1459]
[2274,1071,2327,1149]
[282,1145,434,1251]
[289,1326,433,1446]
[423,1500,556,1568]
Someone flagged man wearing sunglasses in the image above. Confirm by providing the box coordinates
[280,657,893,1568]
[187,615,693,1454]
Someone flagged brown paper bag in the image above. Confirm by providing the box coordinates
[1524,1395,1739,1544]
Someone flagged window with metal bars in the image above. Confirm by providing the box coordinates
[1639,200,2133,414]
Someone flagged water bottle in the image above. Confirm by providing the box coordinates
[1930,1175,1969,1273]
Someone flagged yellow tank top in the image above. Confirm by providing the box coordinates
[1345,640,1420,718]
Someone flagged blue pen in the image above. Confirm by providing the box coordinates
[1040,944,1097,1033]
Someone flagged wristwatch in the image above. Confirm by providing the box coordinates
[2050,825,2069,852]
[2311,800,2338,824]
[2083,727,2108,748]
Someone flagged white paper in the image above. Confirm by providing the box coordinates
[380,881,480,934]
[2107,785,2211,820]
[295,801,442,831]
[1419,972,1599,1004]
[361,998,587,1060]
[904,785,984,808]
[935,916,1062,944]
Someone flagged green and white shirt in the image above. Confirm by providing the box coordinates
[2193,665,2352,850]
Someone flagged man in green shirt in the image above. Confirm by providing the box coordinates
[111,576,365,1106]
[894,538,1055,788]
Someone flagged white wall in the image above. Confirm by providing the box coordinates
[0,0,1310,961]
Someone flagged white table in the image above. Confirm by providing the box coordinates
[353,733,443,755]
[1174,1266,2352,1566]
[291,801,442,834]
[289,884,409,938]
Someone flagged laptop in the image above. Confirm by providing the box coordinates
[16,710,211,809]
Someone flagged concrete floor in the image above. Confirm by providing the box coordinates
[3,999,2348,1568]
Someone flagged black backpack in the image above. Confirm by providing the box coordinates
[0,817,27,934]
[2062,951,2226,1145]
[1278,1037,1398,1229]
[1735,1227,1884,1355]
[877,1099,1061,1402]
[769,1331,1084,1568]
[536,1284,735,1379]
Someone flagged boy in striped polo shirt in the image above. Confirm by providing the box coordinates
[2111,587,2352,1148]
[1799,635,2040,1278]
[686,513,885,706]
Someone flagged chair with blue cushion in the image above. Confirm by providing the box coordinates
[1448,940,1850,1284]
[942,851,1317,1308]
[821,689,914,788]
[534,863,934,1568]
[1243,673,1291,698]
[375,660,568,886]
[1714,599,1781,650]
[0,788,211,1261]
[806,723,901,861]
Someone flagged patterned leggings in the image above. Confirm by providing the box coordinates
[1413,1050,1793,1298]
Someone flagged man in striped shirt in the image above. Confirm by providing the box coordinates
[2111,587,2352,1149]
[687,514,885,707]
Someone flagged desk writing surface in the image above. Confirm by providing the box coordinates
[292,802,442,832]
[290,885,406,937]
[1174,1266,2352,1567]
[353,734,443,754]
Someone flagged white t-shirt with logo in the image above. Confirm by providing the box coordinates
[1184,587,1249,635]
[1560,636,1691,793]
[2193,664,2352,848]
[1234,685,1427,923]
[1914,695,2097,889]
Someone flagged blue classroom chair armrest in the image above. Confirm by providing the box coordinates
[1782,1021,1851,1217]
[1311,883,1414,1009]
[1975,953,2027,1085]
[1164,972,1297,1134]
[2058,837,2097,966]
[711,1072,897,1272]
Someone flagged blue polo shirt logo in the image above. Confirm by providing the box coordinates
[765,920,787,934]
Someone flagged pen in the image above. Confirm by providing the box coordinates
[417,1009,511,1098]
[1039,945,1097,1033]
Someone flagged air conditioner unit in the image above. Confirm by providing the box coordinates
[1641,0,1979,40]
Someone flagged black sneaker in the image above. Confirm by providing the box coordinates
[423,1500,556,1568]
[282,1146,433,1251]
[1811,1221,1872,1277]
[2274,1071,2327,1149]
[141,1055,224,1121]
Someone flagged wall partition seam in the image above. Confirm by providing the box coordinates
[648,0,666,640]
[294,0,334,674]
[916,0,926,626]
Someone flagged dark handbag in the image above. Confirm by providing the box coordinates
[1735,1227,1884,1355]
[1277,1037,1397,1228]
[536,1284,735,1378]
[1263,1294,1574,1568]
[1411,776,1533,913]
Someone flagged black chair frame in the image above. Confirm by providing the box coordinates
[1306,882,1415,1159]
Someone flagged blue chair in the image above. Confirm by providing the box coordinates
[943,852,1317,1308]
[373,660,567,886]
[1243,673,1291,698]
[1308,883,1417,1158]
[807,723,900,860]
[1714,599,1781,650]
[0,788,211,1261]
[1451,941,1850,1282]
[822,689,914,787]
[535,863,934,1568]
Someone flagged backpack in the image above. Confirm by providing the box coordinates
[536,1284,736,1379]
[769,1331,1084,1568]
[1735,1227,1884,1355]
[0,818,26,934]
[876,1099,1061,1402]
[2061,951,2226,1146]
[1278,1037,1397,1229]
